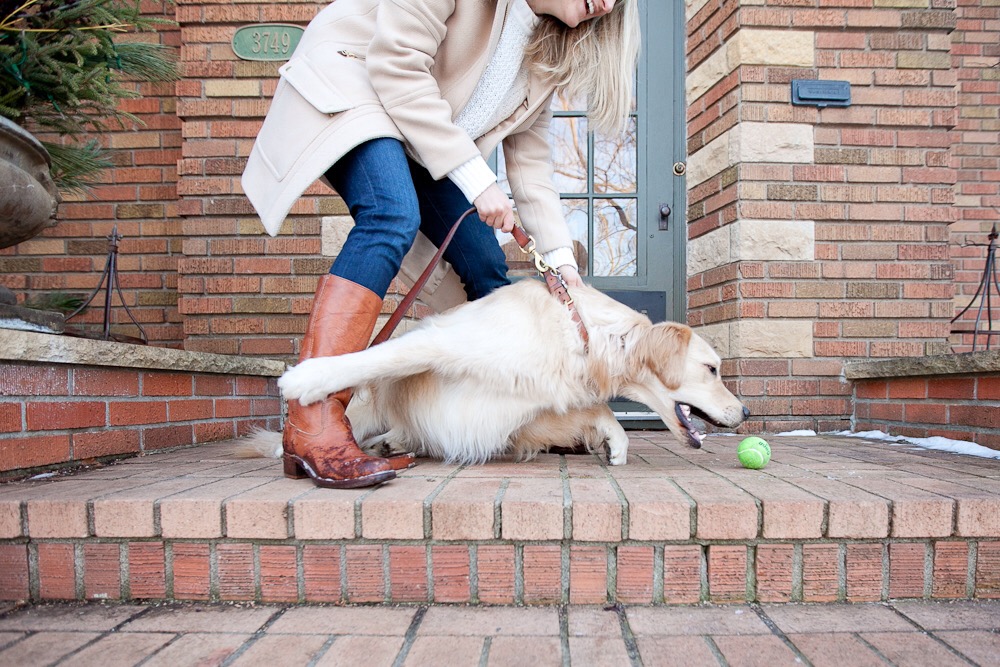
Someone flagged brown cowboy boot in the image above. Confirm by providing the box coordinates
[282,275,412,488]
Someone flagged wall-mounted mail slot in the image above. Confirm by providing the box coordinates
[791,79,851,108]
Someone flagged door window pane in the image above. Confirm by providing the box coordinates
[549,116,588,193]
[562,199,590,277]
[594,198,637,277]
[595,117,637,195]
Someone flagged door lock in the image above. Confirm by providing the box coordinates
[658,204,671,231]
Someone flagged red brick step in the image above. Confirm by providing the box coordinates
[1,433,998,605]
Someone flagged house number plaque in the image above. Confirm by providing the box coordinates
[232,24,304,62]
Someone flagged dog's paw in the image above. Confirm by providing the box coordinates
[362,429,411,458]
[606,430,629,466]
[277,359,330,406]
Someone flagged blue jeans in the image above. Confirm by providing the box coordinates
[324,138,510,301]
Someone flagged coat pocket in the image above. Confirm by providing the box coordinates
[279,44,379,115]
[253,78,334,181]
[279,58,354,114]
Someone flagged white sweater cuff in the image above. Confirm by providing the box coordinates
[542,247,577,272]
[447,157,497,203]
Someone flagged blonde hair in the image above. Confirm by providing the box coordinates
[524,0,640,136]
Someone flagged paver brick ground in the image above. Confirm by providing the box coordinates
[0,599,997,666]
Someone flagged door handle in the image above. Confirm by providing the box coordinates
[659,204,671,231]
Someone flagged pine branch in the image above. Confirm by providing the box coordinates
[43,139,113,195]
[0,0,177,191]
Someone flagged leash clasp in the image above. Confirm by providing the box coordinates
[516,231,552,274]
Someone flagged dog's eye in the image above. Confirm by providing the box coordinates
[707,365,718,376]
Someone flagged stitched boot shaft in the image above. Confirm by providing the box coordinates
[282,274,396,488]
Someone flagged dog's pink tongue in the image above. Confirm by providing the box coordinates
[675,403,707,447]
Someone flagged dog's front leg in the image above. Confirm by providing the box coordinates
[595,406,630,465]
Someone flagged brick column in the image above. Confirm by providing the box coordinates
[685,0,958,432]
[950,1,1000,352]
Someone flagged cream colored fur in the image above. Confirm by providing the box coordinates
[271,279,748,466]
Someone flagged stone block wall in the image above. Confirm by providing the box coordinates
[685,0,961,433]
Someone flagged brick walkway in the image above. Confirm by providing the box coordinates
[0,599,998,666]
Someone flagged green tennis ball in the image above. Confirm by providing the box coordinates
[738,436,771,469]
[737,436,769,455]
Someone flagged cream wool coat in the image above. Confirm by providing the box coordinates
[241,0,570,310]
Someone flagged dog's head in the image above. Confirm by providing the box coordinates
[622,322,748,448]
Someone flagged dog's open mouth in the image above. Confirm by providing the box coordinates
[675,404,706,448]
[675,404,736,448]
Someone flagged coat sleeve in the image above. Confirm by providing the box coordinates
[366,0,484,180]
[503,102,575,256]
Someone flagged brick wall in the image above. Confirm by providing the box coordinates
[0,332,282,477]
[0,361,282,476]
[1,0,998,432]
[950,1,1000,352]
[847,350,1000,449]
[853,373,1000,449]
[175,0,340,359]
[3,538,998,604]
[0,1,184,346]
[685,0,959,433]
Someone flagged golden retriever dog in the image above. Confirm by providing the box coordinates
[270,279,749,465]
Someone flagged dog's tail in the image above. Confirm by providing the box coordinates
[233,428,282,459]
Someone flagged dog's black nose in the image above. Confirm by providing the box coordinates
[742,406,751,420]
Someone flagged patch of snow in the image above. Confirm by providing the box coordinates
[827,429,1000,460]
[775,430,817,437]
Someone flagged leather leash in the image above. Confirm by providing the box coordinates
[509,224,590,351]
[371,206,589,349]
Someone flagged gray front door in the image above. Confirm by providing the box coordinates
[497,0,685,312]
[497,1,686,426]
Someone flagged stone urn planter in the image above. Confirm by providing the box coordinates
[0,117,61,249]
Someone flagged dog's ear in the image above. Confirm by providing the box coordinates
[633,322,691,389]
